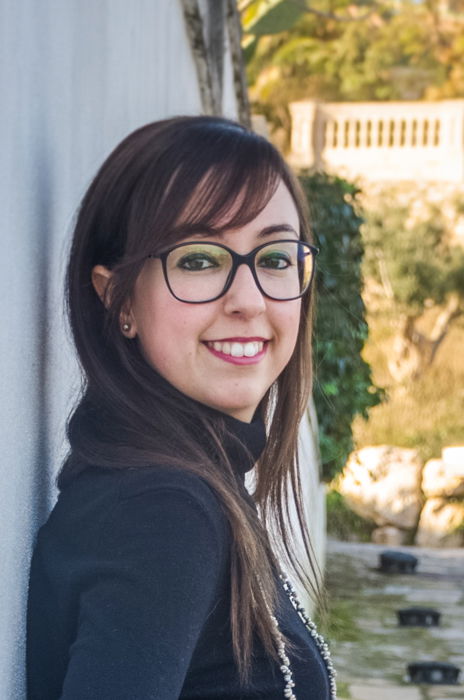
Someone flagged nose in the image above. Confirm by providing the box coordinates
[222,262,266,316]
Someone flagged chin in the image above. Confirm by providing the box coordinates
[196,383,268,421]
[209,396,261,422]
[221,407,256,422]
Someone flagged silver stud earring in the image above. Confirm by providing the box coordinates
[122,322,131,333]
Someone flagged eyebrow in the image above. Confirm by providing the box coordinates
[190,223,299,239]
[257,224,299,238]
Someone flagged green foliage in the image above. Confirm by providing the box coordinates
[243,0,305,37]
[300,173,384,480]
[321,597,363,643]
[242,0,464,129]
[241,0,306,63]
[362,190,464,311]
[350,187,464,456]
[326,489,375,541]
[334,681,352,699]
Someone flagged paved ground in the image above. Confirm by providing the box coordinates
[325,539,464,700]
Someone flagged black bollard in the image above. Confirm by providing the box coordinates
[379,550,418,574]
[397,607,441,627]
[407,661,461,685]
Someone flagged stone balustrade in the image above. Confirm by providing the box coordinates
[289,99,464,182]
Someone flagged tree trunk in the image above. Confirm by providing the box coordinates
[388,294,463,382]
[206,0,225,114]
[181,0,250,125]
[180,0,219,115]
[226,0,251,127]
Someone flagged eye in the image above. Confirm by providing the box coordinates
[176,253,219,271]
[257,251,292,270]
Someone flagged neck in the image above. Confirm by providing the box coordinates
[151,371,267,479]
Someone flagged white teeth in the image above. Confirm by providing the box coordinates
[231,342,244,357]
[208,340,265,357]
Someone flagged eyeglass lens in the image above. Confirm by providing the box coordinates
[165,241,314,302]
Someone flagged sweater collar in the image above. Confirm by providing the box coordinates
[154,371,267,479]
[218,410,267,478]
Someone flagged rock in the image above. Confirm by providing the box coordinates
[442,445,464,467]
[371,526,409,546]
[338,446,423,529]
[422,456,464,498]
[416,498,464,547]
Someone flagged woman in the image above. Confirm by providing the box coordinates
[26,116,336,699]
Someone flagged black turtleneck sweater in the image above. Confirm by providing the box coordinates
[26,411,330,699]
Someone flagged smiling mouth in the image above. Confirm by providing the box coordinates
[204,340,266,358]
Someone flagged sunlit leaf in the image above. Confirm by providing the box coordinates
[244,0,306,37]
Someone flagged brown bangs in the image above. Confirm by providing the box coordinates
[120,119,294,263]
[164,148,282,241]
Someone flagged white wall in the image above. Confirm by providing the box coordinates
[0,2,237,696]
[299,401,327,572]
[1,3,324,695]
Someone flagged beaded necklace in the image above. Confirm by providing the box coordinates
[265,573,337,700]
[194,410,337,697]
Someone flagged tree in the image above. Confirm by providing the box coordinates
[240,0,464,138]
[362,187,464,381]
[181,0,251,125]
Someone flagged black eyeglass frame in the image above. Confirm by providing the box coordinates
[148,239,319,304]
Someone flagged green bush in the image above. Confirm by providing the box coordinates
[299,172,384,481]
[326,489,375,542]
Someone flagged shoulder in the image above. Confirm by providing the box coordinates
[49,464,230,556]
[117,465,230,547]
[119,464,223,508]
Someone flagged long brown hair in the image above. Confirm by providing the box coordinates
[60,116,318,683]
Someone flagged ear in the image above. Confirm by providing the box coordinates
[91,265,113,306]
[91,265,137,338]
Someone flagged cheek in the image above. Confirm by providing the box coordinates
[133,292,214,363]
[278,302,301,351]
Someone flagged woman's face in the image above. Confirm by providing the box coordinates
[123,181,302,422]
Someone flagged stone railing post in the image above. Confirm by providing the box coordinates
[289,101,319,168]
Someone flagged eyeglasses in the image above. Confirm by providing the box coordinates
[149,239,318,303]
